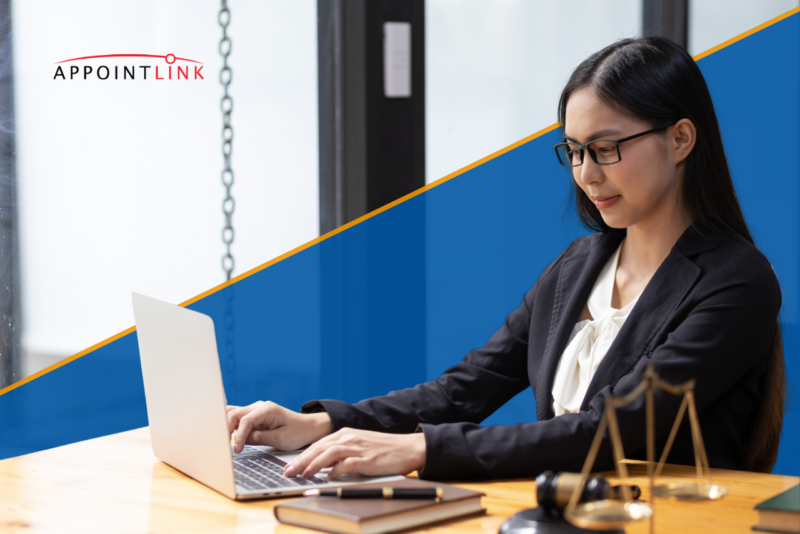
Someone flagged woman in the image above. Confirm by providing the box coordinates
[227,36,785,480]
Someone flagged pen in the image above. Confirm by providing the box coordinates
[303,487,445,500]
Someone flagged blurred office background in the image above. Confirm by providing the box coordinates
[0,0,797,385]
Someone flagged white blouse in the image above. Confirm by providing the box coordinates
[551,240,643,416]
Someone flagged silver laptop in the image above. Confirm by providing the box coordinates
[132,292,402,500]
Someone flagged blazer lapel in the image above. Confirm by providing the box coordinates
[577,221,724,412]
[535,228,625,420]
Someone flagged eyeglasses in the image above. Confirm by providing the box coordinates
[553,122,677,167]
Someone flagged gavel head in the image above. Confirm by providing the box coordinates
[535,471,611,517]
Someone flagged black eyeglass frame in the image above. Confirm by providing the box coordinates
[553,121,679,167]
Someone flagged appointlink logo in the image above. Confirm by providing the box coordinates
[53,53,204,81]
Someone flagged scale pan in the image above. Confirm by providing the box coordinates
[653,482,727,500]
[565,500,653,530]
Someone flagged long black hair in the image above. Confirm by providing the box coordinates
[557,36,785,472]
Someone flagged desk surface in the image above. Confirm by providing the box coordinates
[1,427,797,534]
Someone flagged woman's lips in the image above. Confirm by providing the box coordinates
[593,195,620,209]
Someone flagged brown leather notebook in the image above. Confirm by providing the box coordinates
[273,478,485,534]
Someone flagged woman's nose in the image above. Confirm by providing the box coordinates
[577,154,604,185]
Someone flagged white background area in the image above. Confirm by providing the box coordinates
[424,0,799,184]
[424,0,642,183]
[12,0,799,376]
[688,0,799,55]
[13,1,319,370]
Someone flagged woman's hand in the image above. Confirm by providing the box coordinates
[283,428,426,479]
[226,401,333,453]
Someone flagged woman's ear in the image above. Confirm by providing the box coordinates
[671,118,696,165]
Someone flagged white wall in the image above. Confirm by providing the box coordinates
[13,0,319,367]
[688,0,799,56]
[425,0,642,184]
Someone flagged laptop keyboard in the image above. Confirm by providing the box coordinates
[232,445,329,491]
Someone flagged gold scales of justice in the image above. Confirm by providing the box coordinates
[499,362,729,534]
[562,362,729,532]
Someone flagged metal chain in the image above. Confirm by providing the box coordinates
[219,0,236,402]
[219,0,235,281]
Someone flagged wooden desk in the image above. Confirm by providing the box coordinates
[1,427,796,533]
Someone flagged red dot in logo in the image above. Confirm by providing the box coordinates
[165,54,176,64]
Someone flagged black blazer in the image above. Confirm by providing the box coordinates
[302,222,782,480]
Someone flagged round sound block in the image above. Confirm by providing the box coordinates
[498,507,625,534]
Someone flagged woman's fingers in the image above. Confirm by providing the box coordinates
[231,401,319,452]
[231,401,272,452]
[285,430,359,477]
[284,440,324,476]
[233,416,255,453]
[228,403,334,458]
[245,426,288,449]
[328,457,365,479]
[300,445,361,479]
[284,429,426,479]
[226,408,242,435]
[245,429,267,446]
[226,401,261,435]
